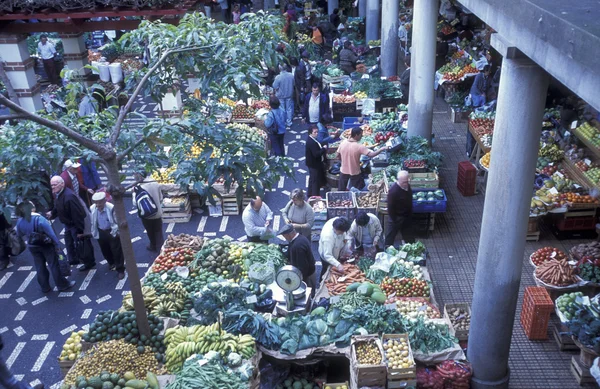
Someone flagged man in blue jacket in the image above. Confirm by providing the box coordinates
[302,83,340,145]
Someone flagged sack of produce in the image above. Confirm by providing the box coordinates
[249,261,275,285]
[416,366,444,389]
[437,360,472,388]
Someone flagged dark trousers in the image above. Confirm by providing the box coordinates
[98,229,125,272]
[270,133,285,156]
[338,173,365,191]
[466,128,476,156]
[29,245,70,292]
[141,217,164,251]
[308,167,324,197]
[385,216,413,246]
[0,354,31,389]
[65,227,95,267]
[42,58,59,85]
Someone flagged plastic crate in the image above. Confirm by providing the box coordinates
[412,189,447,213]
[457,178,476,197]
[556,216,596,231]
[520,287,553,340]
[458,161,477,177]
[326,191,357,220]
[402,160,427,173]
[343,117,370,130]
[332,102,357,114]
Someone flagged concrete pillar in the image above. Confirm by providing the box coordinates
[0,34,43,112]
[59,33,91,83]
[159,88,183,118]
[365,0,380,42]
[467,56,549,389]
[406,0,436,141]
[358,0,366,18]
[328,0,339,16]
[380,0,398,77]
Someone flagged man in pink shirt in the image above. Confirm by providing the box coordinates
[337,127,388,190]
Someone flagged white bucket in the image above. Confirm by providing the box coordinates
[108,62,123,84]
[98,63,110,82]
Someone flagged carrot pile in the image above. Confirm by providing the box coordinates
[325,263,367,295]
[535,259,578,286]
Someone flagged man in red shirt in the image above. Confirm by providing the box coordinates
[60,159,95,207]
[337,127,388,190]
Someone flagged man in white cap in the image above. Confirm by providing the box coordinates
[90,192,125,279]
[61,159,95,207]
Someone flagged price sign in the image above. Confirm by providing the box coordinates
[361,74,370,79]
[585,158,592,166]
[571,121,578,130]
[160,273,168,281]
[347,258,355,263]
[555,171,564,178]
[548,187,559,195]
[330,295,341,304]
[338,276,347,282]
[385,303,397,311]
[197,359,208,366]
[551,251,557,258]
[246,295,258,304]
[398,251,408,259]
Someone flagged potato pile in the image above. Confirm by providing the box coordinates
[355,341,382,365]
[164,233,204,250]
[571,242,600,259]
[383,338,414,370]
[447,307,470,332]
[356,192,378,208]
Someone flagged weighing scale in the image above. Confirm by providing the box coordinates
[385,136,404,153]
[272,265,311,316]
[371,151,389,168]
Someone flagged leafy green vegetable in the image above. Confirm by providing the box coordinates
[406,317,458,354]
[246,243,286,270]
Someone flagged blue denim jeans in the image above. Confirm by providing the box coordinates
[269,133,285,156]
[29,245,70,292]
[0,355,33,389]
[280,97,294,127]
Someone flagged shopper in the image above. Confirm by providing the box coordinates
[232,4,241,24]
[337,126,388,191]
[302,83,338,144]
[273,64,295,128]
[37,34,59,86]
[0,211,11,271]
[48,176,96,271]
[318,216,351,275]
[330,8,341,29]
[90,192,125,280]
[217,0,229,22]
[282,189,315,239]
[132,170,164,252]
[305,125,327,197]
[385,170,413,246]
[349,211,383,250]
[278,224,317,288]
[0,334,45,389]
[79,159,103,191]
[264,96,287,157]
[242,196,274,243]
[61,159,95,207]
[400,55,411,103]
[339,40,358,75]
[16,202,75,293]
[295,51,312,106]
[469,65,492,108]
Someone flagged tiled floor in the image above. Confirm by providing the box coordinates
[425,98,597,388]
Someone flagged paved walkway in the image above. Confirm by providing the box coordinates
[424,98,595,389]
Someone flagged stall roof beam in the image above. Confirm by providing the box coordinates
[0,18,180,33]
[455,0,600,112]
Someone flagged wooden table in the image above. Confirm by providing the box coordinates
[468,122,491,163]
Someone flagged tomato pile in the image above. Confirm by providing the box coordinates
[530,246,568,266]
[375,131,395,143]
[380,277,430,298]
[404,159,426,169]
[152,247,197,273]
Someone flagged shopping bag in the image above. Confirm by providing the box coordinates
[57,253,71,277]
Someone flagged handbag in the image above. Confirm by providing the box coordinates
[7,228,26,256]
[28,216,53,246]
[265,112,277,135]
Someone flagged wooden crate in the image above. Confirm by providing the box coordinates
[162,195,189,211]
[409,172,439,189]
[221,196,241,216]
[444,303,471,341]
[162,201,192,223]
[59,359,75,378]
[571,355,596,385]
[553,324,578,352]
[382,334,416,381]
[351,335,387,388]
[323,382,349,389]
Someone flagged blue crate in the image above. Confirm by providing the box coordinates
[412,189,447,213]
[342,117,370,130]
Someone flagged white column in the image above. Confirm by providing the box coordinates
[0,34,43,112]
[380,0,398,77]
[359,0,367,18]
[59,33,90,83]
[328,0,339,16]
[467,56,549,389]
[365,0,380,42]
[406,0,436,141]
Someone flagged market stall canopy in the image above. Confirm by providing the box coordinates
[455,0,600,112]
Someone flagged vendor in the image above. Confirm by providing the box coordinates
[400,55,411,103]
[349,211,383,250]
[337,126,389,191]
[339,40,358,75]
[385,171,413,246]
[469,65,491,108]
[278,224,317,288]
[282,189,315,239]
[242,196,274,242]
[318,216,351,276]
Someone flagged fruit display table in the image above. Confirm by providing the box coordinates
[468,122,491,162]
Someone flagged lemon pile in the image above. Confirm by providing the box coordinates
[60,330,85,362]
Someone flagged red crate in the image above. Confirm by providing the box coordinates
[457,161,477,196]
[457,181,476,196]
[458,161,477,177]
[556,216,596,231]
[520,287,553,340]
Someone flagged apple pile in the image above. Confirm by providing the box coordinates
[531,246,568,266]
[375,131,395,143]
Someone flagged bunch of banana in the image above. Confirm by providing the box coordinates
[164,324,256,372]
[165,282,188,300]
[150,294,185,316]
[122,286,157,311]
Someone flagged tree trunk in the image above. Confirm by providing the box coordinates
[104,157,151,337]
